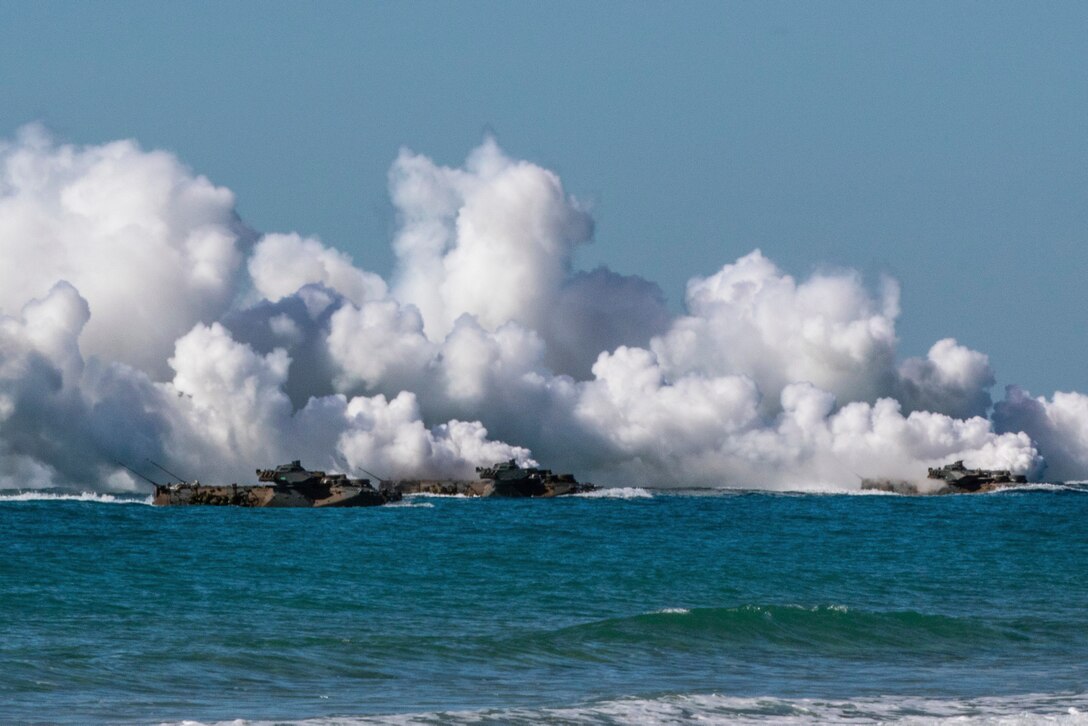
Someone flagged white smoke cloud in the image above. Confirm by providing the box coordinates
[390,137,590,339]
[994,386,1088,481]
[650,251,901,412]
[897,338,995,419]
[541,267,672,379]
[164,322,529,483]
[0,284,529,490]
[0,127,1077,490]
[388,137,669,378]
[0,125,246,377]
[248,232,387,307]
[565,349,1037,488]
[0,282,171,489]
[325,298,435,394]
[320,297,1038,488]
[0,282,90,487]
[337,392,535,480]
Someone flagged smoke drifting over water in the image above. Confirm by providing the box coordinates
[0,127,1080,490]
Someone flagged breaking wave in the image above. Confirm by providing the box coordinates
[402,492,473,499]
[0,490,151,505]
[985,482,1088,495]
[166,691,1088,725]
[384,500,435,509]
[770,484,904,496]
[576,486,654,499]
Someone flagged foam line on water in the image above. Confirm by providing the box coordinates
[0,490,152,505]
[402,492,473,499]
[162,691,1088,725]
[773,484,903,496]
[697,485,902,496]
[985,482,1088,494]
[576,487,653,499]
[384,500,435,508]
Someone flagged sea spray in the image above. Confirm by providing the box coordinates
[164,692,1088,725]
[0,490,152,504]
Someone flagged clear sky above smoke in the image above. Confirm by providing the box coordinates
[2,1,1085,398]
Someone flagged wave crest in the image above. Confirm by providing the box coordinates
[576,487,653,499]
[162,692,1088,725]
[0,490,151,505]
[503,604,1076,661]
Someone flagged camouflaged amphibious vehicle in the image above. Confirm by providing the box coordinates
[152,460,401,507]
[925,460,1027,492]
[861,460,1028,495]
[381,459,595,498]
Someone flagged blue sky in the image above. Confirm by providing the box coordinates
[2,0,1085,396]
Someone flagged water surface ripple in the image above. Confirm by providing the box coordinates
[1,488,1085,724]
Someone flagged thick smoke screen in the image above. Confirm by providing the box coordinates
[0,128,1080,491]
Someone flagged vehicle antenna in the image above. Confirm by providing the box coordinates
[147,459,188,483]
[332,453,387,483]
[114,461,160,487]
[356,466,388,483]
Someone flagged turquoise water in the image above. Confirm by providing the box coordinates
[2,486,1087,724]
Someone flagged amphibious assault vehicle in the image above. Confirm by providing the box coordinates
[925,460,1027,492]
[861,460,1028,495]
[152,460,401,507]
[382,459,595,498]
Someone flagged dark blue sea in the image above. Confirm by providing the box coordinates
[2,485,1087,725]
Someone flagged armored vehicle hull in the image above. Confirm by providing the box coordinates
[152,460,401,507]
[861,460,1028,495]
[926,460,1027,492]
[382,460,594,498]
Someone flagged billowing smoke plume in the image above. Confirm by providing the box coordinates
[0,126,1076,491]
[994,387,1088,481]
[0,285,531,490]
[0,125,247,378]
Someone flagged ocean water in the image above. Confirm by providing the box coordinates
[2,485,1086,725]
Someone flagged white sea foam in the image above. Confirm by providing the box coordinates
[163,692,1088,725]
[728,481,1086,497]
[402,492,473,499]
[652,607,691,615]
[0,490,152,505]
[385,500,435,508]
[985,482,1087,494]
[576,486,653,499]
[671,485,903,497]
[775,484,904,496]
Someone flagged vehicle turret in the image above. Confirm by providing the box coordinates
[927,460,1027,491]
